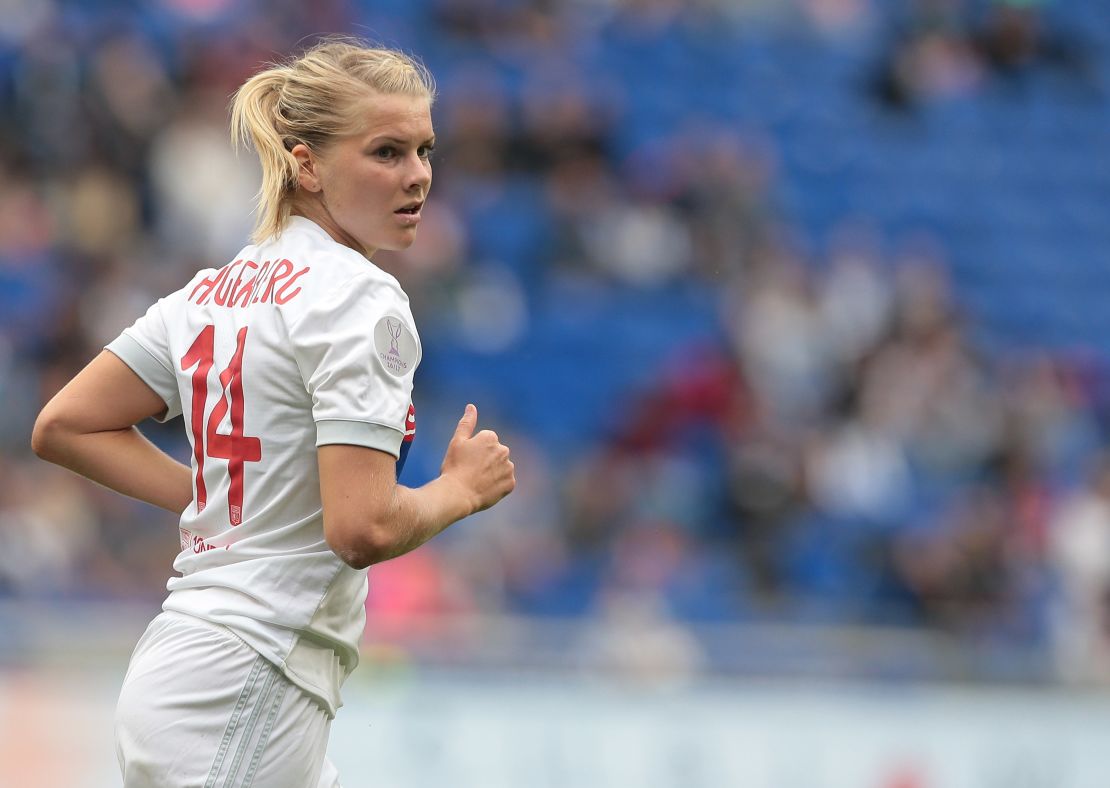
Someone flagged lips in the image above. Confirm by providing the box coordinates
[395,201,423,215]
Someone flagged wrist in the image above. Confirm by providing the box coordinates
[433,471,479,520]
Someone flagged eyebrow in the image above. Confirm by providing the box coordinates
[369,135,437,146]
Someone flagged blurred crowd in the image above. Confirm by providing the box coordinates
[872,0,1097,111]
[2,0,1110,684]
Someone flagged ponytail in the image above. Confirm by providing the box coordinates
[229,39,436,244]
[230,68,299,244]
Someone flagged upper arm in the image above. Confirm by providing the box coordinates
[317,443,399,568]
[33,351,172,447]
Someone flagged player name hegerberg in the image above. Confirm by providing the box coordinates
[188,257,312,307]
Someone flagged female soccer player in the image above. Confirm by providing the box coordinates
[31,40,515,787]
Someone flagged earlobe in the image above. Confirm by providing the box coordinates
[290,143,322,193]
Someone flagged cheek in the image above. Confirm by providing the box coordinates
[335,170,387,211]
[360,168,396,199]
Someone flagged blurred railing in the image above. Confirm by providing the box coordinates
[0,599,1054,685]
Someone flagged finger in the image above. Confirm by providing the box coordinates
[454,403,478,440]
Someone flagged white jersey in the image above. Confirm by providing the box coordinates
[106,216,421,717]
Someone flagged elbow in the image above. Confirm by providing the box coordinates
[31,409,67,463]
[333,542,377,571]
[325,518,396,569]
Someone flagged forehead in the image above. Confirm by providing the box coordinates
[347,91,434,140]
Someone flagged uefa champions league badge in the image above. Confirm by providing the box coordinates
[374,316,418,376]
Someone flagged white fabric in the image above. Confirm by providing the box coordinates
[116,611,341,788]
[106,216,420,716]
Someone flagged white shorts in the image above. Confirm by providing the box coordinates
[115,611,342,788]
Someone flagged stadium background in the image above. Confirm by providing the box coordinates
[3,0,1110,785]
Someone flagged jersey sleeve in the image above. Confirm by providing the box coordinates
[104,293,184,423]
[286,274,421,458]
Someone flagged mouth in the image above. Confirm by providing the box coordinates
[394,201,423,216]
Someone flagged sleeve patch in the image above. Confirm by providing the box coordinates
[374,316,419,377]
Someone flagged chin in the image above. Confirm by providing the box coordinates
[381,235,418,253]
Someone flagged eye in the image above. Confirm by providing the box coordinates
[418,143,436,160]
[373,146,397,160]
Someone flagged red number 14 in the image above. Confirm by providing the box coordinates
[180,325,262,525]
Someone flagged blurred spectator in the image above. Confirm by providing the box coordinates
[805,407,912,525]
[1050,456,1110,683]
[871,0,984,111]
[817,231,893,367]
[729,250,831,423]
[871,0,1097,111]
[148,86,260,261]
[674,125,778,280]
[972,0,1097,89]
[893,487,1019,637]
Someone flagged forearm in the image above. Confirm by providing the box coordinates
[368,475,475,563]
[35,424,193,514]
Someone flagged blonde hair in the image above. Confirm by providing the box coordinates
[230,38,436,243]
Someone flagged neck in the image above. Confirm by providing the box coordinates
[290,197,375,258]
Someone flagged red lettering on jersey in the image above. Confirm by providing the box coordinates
[229,260,259,307]
[213,260,244,306]
[188,276,213,304]
[189,263,233,305]
[260,259,293,302]
[275,264,310,304]
[192,534,218,554]
[189,533,229,553]
[249,261,273,305]
[189,258,309,308]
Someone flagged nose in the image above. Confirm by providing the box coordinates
[404,152,432,195]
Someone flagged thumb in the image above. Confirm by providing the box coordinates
[454,403,477,440]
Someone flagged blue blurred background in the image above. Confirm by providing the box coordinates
[3,0,1110,785]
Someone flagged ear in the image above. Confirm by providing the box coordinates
[290,143,323,193]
